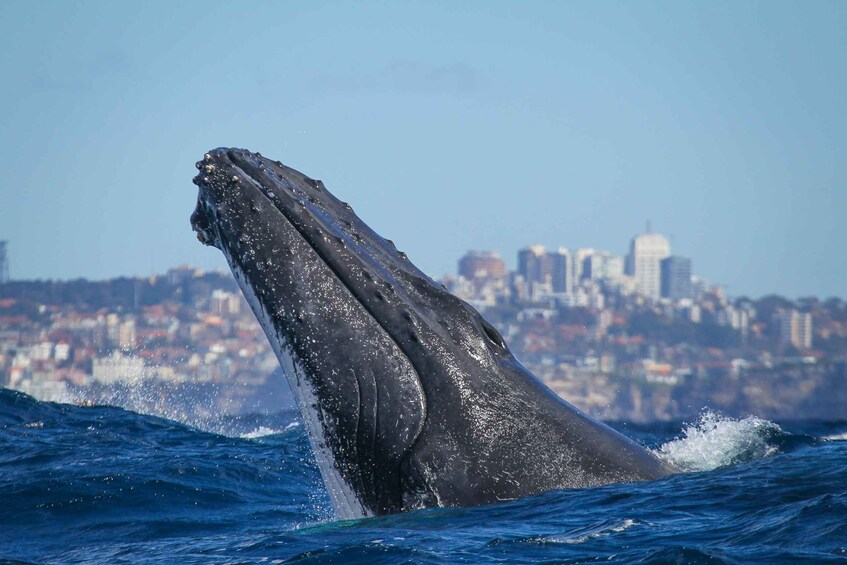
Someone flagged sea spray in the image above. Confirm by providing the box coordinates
[655,410,783,471]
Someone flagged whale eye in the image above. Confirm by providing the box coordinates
[480,319,506,350]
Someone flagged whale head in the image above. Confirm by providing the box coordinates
[191,147,673,517]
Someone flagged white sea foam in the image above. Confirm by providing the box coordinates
[822,432,847,441]
[655,410,782,472]
[240,422,300,439]
[541,519,638,544]
[241,426,283,439]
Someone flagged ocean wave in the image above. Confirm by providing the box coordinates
[655,410,783,471]
[538,518,639,545]
[2,388,846,563]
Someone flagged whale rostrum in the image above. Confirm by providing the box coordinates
[191,147,674,518]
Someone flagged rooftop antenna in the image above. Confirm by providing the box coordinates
[646,220,652,234]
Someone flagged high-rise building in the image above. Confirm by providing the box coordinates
[571,248,594,285]
[458,251,506,281]
[582,252,624,281]
[777,310,813,350]
[549,248,569,293]
[517,245,547,285]
[661,256,692,299]
[627,231,670,299]
[517,246,571,297]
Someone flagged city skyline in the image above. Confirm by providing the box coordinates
[3,244,844,422]
[456,230,699,307]
[0,225,841,302]
[1,2,844,299]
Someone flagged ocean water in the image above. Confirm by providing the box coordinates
[1,388,846,564]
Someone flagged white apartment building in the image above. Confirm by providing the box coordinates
[627,232,671,300]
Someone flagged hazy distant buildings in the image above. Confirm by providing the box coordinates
[517,246,571,299]
[458,251,506,281]
[516,246,634,301]
[166,264,197,286]
[518,245,552,299]
[661,256,692,300]
[777,310,813,350]
[517,245,547,286]
[583,252,624,282]
[92,351,145,384]
[570,248,594,286]
[548,248,569,294]
[118,319,137,349]
[627,232,671,300]
[451,251,510,308]
[211,289,243,316]
[102,314,139,349]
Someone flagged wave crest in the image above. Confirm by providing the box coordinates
[655,410,783,472]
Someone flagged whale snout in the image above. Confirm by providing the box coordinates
[190,199,219,248]
[190,149,251,250]
[190,154,223,249]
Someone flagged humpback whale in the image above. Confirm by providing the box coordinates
[190,148,674,518]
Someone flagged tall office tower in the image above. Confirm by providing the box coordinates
[518,245,568,299]
[660,256,692,299]
[571,248,594,284]
[777,310,813,350]
[549,248,569,293]
[0,241,8,284]
[458,250,507,281]
[626,231,671,299]
[517,245,547,286]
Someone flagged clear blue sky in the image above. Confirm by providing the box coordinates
[1,1,844,299]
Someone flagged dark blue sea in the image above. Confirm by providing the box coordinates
[1,387,846,564]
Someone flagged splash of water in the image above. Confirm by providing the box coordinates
[240,422,300,439]
[655,410,783,472]
[63,381,222,432]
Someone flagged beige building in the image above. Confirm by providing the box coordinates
[777,310,813,350]
[627,232,671,300]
